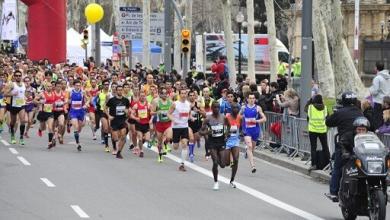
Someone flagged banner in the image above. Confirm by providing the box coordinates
[1,0,17,41]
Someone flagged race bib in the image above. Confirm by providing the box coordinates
[159,110,168,121]
[55,101,64,107]
[71,100,82,109]
[191,110,198,118]
[43,104,53,113]
[15,98,25,106]
[245,117,257,128]
[230,125,238,134]
[138,109,148,119]
[211,124,224,137]
[116,106,126,116]
[179,111,189,119]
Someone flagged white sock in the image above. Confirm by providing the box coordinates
[181,148,188,164]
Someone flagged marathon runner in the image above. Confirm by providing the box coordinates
[105,85,130,159]
[96,79,111,152]
[188,90,202,162]
[168,87,192,171]
[53,80,67,144]
[131,90,151,158]
[241,92,266,173]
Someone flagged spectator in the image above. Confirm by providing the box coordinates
[306,94,330,170]
[361,99,375,131]
[210,55,226,82]
[369,61,390,130]
[376,110,390,135]
[265,82,282,113]
[311,80,320,97]
[277,74,288,91]
[276,88,300,117]
[383,96,390,110]
[292,57,301,77]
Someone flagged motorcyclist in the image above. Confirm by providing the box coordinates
[325,91,364,201]
[339,117,370,160]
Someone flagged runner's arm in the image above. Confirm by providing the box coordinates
[257,106,266,124]
[199,117,209,136]
[167,102,176,122]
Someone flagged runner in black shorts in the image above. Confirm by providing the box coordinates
[106,85,130,159]
[200,101,229,190]
[188,90,202,162]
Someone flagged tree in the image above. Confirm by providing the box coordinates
[312,0,335,98]
[221,0,236,87]
[247,0,255,82]
[264,0,278,82]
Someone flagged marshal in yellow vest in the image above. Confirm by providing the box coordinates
[308,105,327,133]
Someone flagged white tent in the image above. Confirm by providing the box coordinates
[66,26,113,65]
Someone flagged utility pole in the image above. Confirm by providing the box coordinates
[94,0,101,67]
[164,0,173,73]
[300,0,312,117]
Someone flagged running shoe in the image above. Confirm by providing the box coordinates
[59,136,64,144]
[38,129,42,137]
[139,151,144,158]
[92,135,97,140]
[150,139,157,147]
[47,143,54,149]
[104,146,110,152]
[164,143,172,153]
[178,164,186,172]
[10,135,16,144]
[116,152,123,159]
[77,145,82,152]
[251,166,256,173]
[19,139,25,146]
[230,181,237,188]
[157,154,163,163]
[213,182,219,191]
[189,154,195,163]
[147,142,152,149]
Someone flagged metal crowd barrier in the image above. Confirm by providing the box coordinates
[260,112,390,166]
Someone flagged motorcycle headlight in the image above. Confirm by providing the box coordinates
[367,161,383,174]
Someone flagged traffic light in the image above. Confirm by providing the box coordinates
[82,29,89,45]
[181,29,191,53]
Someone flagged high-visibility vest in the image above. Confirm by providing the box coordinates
[308,104,327,133]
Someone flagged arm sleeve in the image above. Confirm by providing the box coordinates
[369,77,380,95]
[325,112,339,127]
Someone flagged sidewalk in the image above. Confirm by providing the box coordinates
[240,145,331,183]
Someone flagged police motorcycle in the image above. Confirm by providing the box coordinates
[339,133,389,220]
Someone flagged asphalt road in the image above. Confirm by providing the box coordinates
[0,126,388,220]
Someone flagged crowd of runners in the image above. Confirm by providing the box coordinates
[0,56,270,190]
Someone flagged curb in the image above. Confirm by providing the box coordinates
[241,146,331,182]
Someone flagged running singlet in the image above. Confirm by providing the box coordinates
[53,91,66,112]
[157,99,171,122]
[70,90,84,110]
[11,82,26,107]
[242,105,260,129]
[172,100,190,128]
[226,113,241,137]
[42,91,55,113]
[136,101,150,125]
[98,91,109,111]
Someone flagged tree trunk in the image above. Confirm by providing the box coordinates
[142,0,151,67]
[264,0,278,82]
[327,0,367,98]
[312,0,335,98]
[247,0,255,82]
[111,0,120,35]
[221,0,236,88]
[72,0,81,31]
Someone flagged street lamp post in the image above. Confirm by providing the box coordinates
[236,11,244,77]
[381,20,385,63]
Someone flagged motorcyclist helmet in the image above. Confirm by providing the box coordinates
[341,91,357,106]
[353,117,370,134]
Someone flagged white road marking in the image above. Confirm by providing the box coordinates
[17,156,31,166]
[149,147,324,220]
[71,205,90,218]
[8,148,19,155]
[1,140,10,146]
[40,178,56,187]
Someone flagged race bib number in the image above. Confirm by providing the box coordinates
[245,118,257,128]
[138,109,148,119]
[230,125,238,135]
[55,101,64,108]
[116,106,126,116]
[43,104,53,113]
[211,124,224,137]
[15,98,25,106]
[159,110,168,121]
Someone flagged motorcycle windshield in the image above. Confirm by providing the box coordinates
[354,133,388,156]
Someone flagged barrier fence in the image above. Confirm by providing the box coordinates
[260,111,390,166]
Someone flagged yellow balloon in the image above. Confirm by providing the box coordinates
[85,3,104,24]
